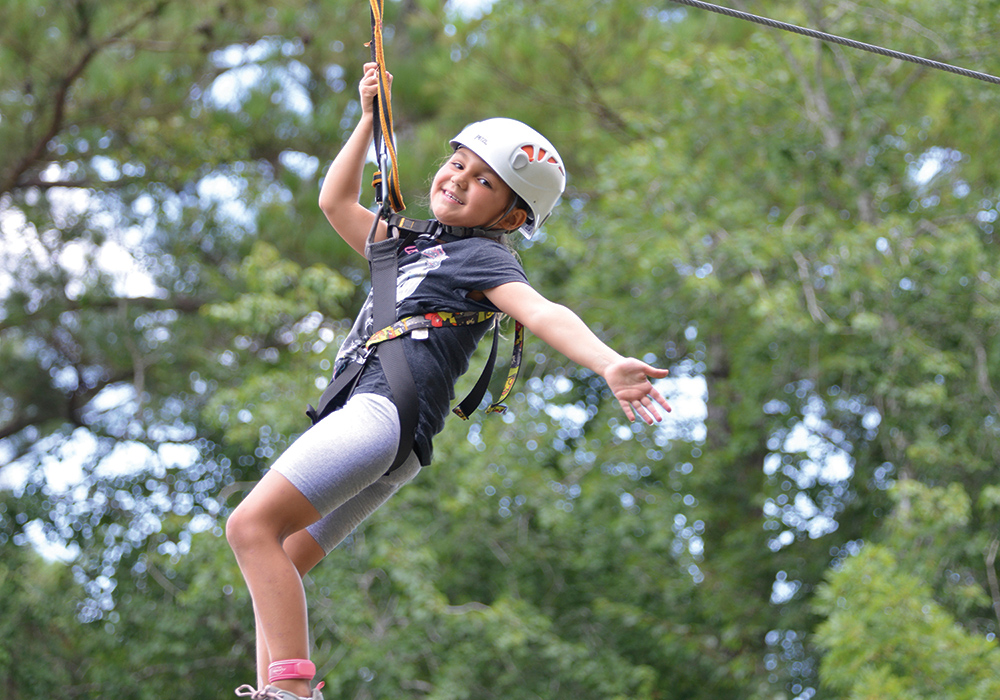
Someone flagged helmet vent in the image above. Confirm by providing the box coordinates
[520,145,565,175]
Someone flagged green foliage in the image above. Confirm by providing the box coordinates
[815,537,1000,699]
[3,0,1000,698]
[0,529,253,698]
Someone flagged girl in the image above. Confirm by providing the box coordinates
[226,62,671,700]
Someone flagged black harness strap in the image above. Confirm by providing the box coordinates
[304,214,390,427]
[452,315,502,419]
[368,222,419,471]
[304,357,365,426]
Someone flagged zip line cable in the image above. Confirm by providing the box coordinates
[665,0,1000,86]
[362,0,995,213]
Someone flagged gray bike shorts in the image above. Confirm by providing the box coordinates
[269,392,421,554]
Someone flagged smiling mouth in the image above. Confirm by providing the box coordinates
[442,189,464,205]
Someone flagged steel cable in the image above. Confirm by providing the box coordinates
[666,0,1000,86]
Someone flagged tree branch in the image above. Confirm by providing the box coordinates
[1,1,171,196]
[0,414,42,443]
[986,538,1000,632]
[793,250,831,324]
[0,294,210,333]
[558,42,638,140]
[0,365,133,445]
[0,44,99,196]
[11,175,142,191]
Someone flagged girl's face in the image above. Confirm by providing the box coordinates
[430,148,519,230]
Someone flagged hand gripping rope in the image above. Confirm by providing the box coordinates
[666,0,1000,86]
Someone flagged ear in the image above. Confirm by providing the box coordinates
[497,206,528,232]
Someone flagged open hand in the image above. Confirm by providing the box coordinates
[604,358,671,424]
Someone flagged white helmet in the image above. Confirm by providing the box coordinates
[450,118,566,238]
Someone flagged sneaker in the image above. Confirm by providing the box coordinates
[234,683,325,700]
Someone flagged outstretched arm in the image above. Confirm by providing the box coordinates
[318,62,390,257]
[484,281,671,424]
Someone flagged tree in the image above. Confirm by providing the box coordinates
[0,526,254,699]
[3,0,1000,697]
[0,0,384,588]
[814,481,1000,699]
[433,0,1000,695]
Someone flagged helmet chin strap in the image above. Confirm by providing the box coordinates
[483,194,521,234]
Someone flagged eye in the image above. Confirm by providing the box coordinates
[478,177,493,188]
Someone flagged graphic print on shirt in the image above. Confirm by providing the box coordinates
[334,244,449,374]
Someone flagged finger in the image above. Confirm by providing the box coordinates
[638,400,661,425]
[644,386,671,412]
[620,399,636,422]
[634,406,652,425]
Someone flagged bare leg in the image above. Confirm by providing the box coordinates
[253,605,267,689]
[227,471,324,697]
[287,528,328,578]
[253,529,328,689]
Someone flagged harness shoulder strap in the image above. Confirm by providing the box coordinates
[369,232,419,471]
[307,210,418,472]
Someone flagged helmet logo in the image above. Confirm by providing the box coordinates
[520,145,564,175]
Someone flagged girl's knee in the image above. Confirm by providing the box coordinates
[224,509,243,551]
[225,503,263,553]
[226,478,320,554]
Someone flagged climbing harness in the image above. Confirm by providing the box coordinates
[305,211,526,469]
[665,0,1000,86]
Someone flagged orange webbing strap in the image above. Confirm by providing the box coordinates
[367,0,405,212]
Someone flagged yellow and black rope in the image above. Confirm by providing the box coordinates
[367,0,406,212]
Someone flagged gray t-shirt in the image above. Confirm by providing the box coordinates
[333,229,529,465]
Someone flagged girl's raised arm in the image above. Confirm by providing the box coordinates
[318,63,390,257]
